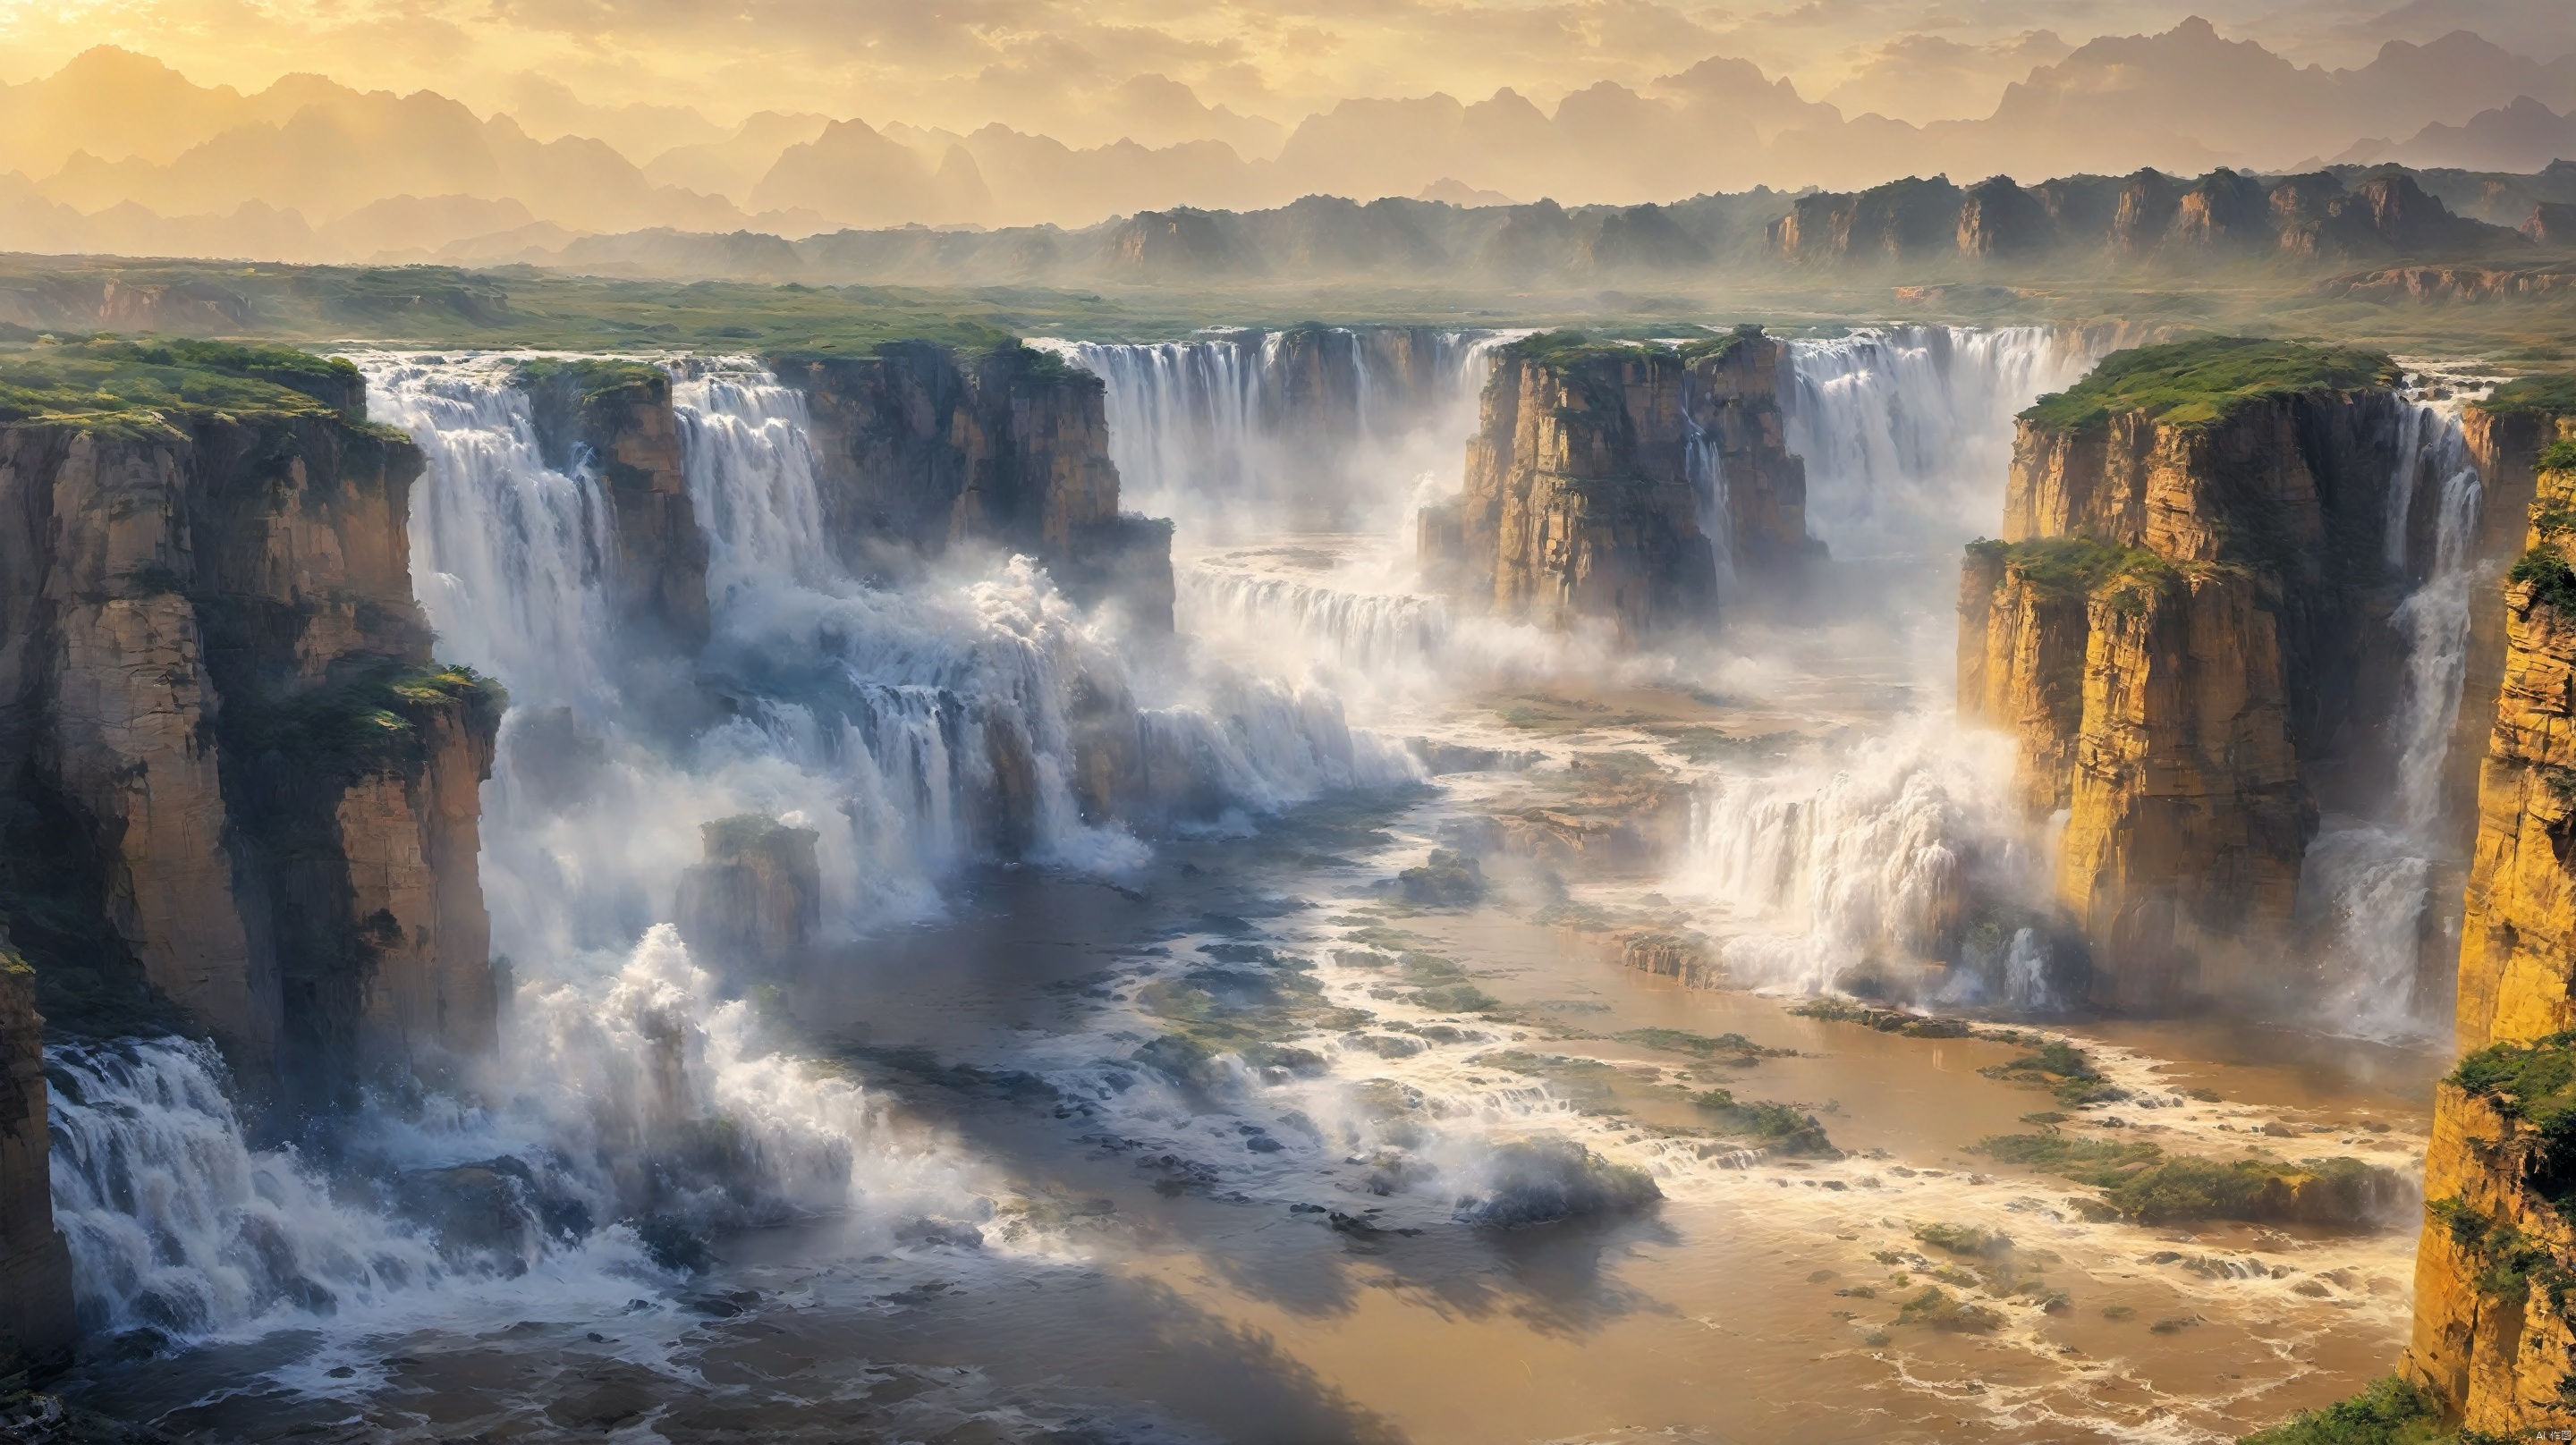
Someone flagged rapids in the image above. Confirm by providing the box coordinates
[43,326,2450,1444]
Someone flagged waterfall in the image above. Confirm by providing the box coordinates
[1035,327,1508,542]
[44,350,1423,1347]
[673,363,835,588]
[2301,401,2484,1038]
[47,1038,452,1339]
[1782,326,2097,563]
[1669,326,2104,1007]
[1682,720,2049,1000]
[1684,389,1735,601]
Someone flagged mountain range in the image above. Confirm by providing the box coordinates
[0,20,2571,270]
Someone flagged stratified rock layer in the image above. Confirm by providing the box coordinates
[517,360,710,653]
[1958,361,2411,1010]
[1420,333,1812,642]
[773,342,1174,630]
[0,391,499,1105]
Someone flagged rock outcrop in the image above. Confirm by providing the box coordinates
[0,341,500,1106]
[0,943,72,1377]
[1418,329,1813,642]
[515,359,711,654]
[675,814,822,968]
[1775,169,2511,266]
[772,341,1174,630]
[1957,339,2411,1010]
[2400,426,2576,1436]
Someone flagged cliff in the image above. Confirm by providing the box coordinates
[1958,338,2408,1010]
[515,359,711,654]
[675,813,821,968]
[0,339,500,1107]
[1419,328,1814,643]
[2405,442,2576,1427]
[0,942,72,1377]
[2449,382,2576,830]
[771,341,1174,630]
[1774,169,2511,267]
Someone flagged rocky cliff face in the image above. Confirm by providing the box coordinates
[1776,169,2505,266]
[0,349,500,1106]
[2399,434,2576,1435]
[1419,331,1812,642]
[675,814,821,968]
[517,360,711,654]
[0,943,72,1377]
[773,341,1174,629]
[1957,341,2410,1010]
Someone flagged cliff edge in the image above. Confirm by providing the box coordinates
[1958,338,2411,1010]
[1419,328,1814,643]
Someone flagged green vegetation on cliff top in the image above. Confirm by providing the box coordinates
[2479,373,2576,418]
[2021,336,2401,432]
[225,660,508,784]
[0,335,362,435]
[1498,325,1766,369]
[1967,537,2174,599]
[509,355,666,401]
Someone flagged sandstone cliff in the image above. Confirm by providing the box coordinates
[516,359,711,654]
[1958,338,2409,1010]
[1419,329,1813,642]
[2396,424,2576,1435]
[0,941,72,1377]
[772,341,1174,630]
[0,340,499,1107]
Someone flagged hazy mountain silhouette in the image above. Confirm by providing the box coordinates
[0,20,2567,266]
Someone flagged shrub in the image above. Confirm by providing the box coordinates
[2236,1374,2471,1445]
[2510,545,2576,622]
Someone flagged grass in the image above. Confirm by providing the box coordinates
[2239,1373,2511,1445]
[0,334,359,435]
[1968,537,2174,599]
[1973,1130,2164,1187]
[2543,437,2576,475]
[1690,1089,1837,1155]
[1914,1222,2012,1258]
[511,356,667,401]
[2479,374,2576,419]
[1973,1129,2399,1223]
[1614,1027,1791,1061]
[2021,336,2402,432]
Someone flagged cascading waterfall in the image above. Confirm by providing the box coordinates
[1683,720,2053,1001]
[1782,325,2097,565]
[46,350,1415,1348]
[2301,401,2485,1038]
[1673,326,2106,1007]
[47,1039,452,1339]
[1037,328,1508,541]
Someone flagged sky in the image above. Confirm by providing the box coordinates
[0,0,2564,148]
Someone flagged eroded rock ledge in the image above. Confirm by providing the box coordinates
[0,340,500,1108]
[1418,328,1816,643]
[771,341,1175,630]
[1957,338,2416,1011]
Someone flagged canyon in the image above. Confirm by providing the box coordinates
[2,310,2574,1442]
